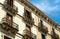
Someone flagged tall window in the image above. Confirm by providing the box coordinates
[6,13,13,26]
[25,24,33,39]
[26,24,31,32]
[40,20,43,26]
[42,34,45,39]
[4,36,11,39]
[25,10,31,19]
[52,28,55,34]
[7,0,13,7]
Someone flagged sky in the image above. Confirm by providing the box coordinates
[29,0,60,24]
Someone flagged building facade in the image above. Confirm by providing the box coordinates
[0,0,60,39]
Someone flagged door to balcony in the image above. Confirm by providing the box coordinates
[4,36,11,39]
[7,0,13,7]
[6,13,13,26]
[23,9,34,25]
[24,9,32,19]
[26,24,31,32]
[23,36,34,39]
[41,34,46,39]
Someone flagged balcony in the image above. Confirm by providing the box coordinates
[23,14,34,26]
[23,29,36,39]
[51,31,59,39]
[1,17,18,34]
[38,23,48,34]
[3,1,18,16]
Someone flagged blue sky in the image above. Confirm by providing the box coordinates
[29,0,60,24]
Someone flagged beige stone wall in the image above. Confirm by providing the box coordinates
[46,35,51,39]
[0,6,6,23]
[14,1,24,16]
[0,32,1,39]
[0,0,5,4]
[37,31,42,39]
[55,28,60,38]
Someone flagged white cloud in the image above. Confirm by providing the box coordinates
[34,0,59,13]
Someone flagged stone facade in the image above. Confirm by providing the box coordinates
[0,0,60,39]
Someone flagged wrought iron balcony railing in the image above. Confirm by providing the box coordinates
[23,29,36,39]
[3,1,18,16]
[38,23,48,34]
[51,31,59,39]
[23,14,34,25]
[1,17,18,30]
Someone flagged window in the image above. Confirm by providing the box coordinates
[40,20,43,26]
[7,0,13,7]
[6,13,13,20]
[25,37,30,39]
[52,28,55,34]
[26,24,31,32]
[24,10,32,19]
[26,24,31,36]
[4,36,11,39]
[6,13,13,26]
[41,34,45,39]
[24,36,33,39]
